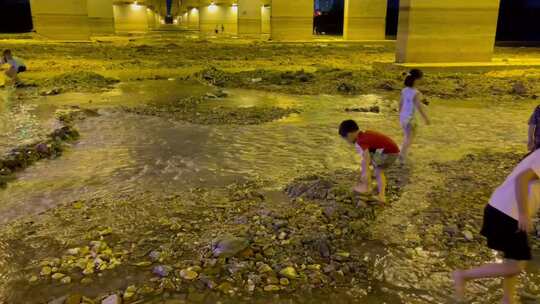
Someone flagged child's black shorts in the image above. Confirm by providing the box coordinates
[481,204,532,261]
[17,66,26,73]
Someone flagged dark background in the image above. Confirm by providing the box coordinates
[1,0,539,42]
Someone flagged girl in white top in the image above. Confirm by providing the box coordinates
[453,149,540,303]
[399,69,430,163]
[1,49,26,86]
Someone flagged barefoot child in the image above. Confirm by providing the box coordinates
[1,49,26,86]
[453,150,540,304]
[339,120,400,203]
[399,69,430,163]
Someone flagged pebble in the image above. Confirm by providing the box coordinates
[40,266,52,276]
[51,273,66,280]
[180,269,198,280]
[462,230,474,241]
[101,294,121,304]
[279,267,298,279]
[264,284,281,292]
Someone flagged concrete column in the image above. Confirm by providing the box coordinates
[261,3,271,34]
[199,0,238,36]
[344,0,387,40]
[396,0,501,63]
[113,2,149,33]
[30,0,91,40]
[238,0,261,37]
[187,7,200,30]
[147,8,157,29]
[271,0,313,41]
[87,0,115,35]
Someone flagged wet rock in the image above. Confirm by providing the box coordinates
[28,275,38,284]
[48,296,67,304]
[153,265,172,277]
[279,278,290,286]
[345,106,380,113]
[317,240,332,259]
[179,269,198,280]
[512,81,528,95]
[40,88,63,96]
[43,71,119,92]
[263,285,281,292]
[257,263,273,274]
[41,266,52,276]
[65,294,82,304]
[212,236,249,258]
[101,294,121,304]
[123,285,137,300]
[337,82,357,94]
[279,267,298,280]
[443,224,459,236]
[60,276,72,284]
[217,282,234,294]
[462,230,474,241]
[51,273,66,280]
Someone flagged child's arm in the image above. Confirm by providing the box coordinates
[515,168,539,232]
[529,124,536,151]
[361,149,372,184]
[414,92,430,125]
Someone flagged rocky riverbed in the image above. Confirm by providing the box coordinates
[1,32,540,304]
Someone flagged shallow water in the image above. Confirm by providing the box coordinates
[1,81,540,303]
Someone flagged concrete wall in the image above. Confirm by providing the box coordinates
[344,0,387,40]
[30,0,91,40]
[271,0,313,41]
[199,1,238,35]
[396,0,501,63]
[261,4,271,34]
[113,3,148,33]
[87,0,115,35]
[238,0,261,36]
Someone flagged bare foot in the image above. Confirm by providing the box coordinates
[452,271,466,302]
[376,193,386,205]
[353,183,369,193]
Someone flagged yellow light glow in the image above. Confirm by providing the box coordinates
[208,2,218,12]
[131,2,143,10]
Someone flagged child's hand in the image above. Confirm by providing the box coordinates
[353,183,369,193]
[518,214,531,233]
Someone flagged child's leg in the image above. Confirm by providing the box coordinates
[453,260,526,301]
[502,275,518,304]
[400,126,413,161]
[374,167,386,203]
[4,67,17,85]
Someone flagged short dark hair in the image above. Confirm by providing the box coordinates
[339,119,359,137]
[2,49,11,56]
[404,68,424,87]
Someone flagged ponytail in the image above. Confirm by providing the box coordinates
[404,69,424,87]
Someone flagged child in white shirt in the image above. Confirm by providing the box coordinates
[453,150,540,303]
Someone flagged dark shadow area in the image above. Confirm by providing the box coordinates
[0,0,33,33]
[387,0,540,44]
[314,0,344,36]
[385,0,399,38]
[496,0,540,44]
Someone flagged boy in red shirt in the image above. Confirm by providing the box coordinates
[339,120,400,203]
